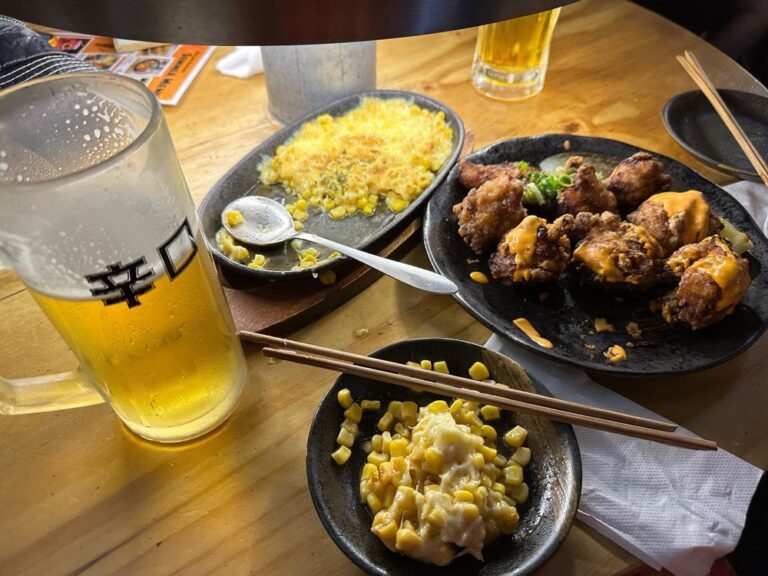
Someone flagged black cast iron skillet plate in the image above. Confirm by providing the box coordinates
[663,89,768,182]
[198,90,464,280]
[423,134,768,377]
[306,338,581,576]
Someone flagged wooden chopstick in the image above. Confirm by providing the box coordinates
[261,346,716,451]
[677,51,768,185]
[241,332,676,432]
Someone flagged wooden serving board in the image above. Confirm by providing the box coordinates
[223,219,423,336]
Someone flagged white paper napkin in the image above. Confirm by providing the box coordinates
[216,46,263,79]
[485,180,768,576]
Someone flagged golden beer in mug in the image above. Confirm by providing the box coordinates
[0,74,246,442]
[472,9,561,100]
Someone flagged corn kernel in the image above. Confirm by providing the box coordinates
[469,361,490,381]
[361,399,380,411]
[371,434,383,452]
[389,438,409,458]
[449,399,464,414]
[508,482,529,504]
[460,503,480,520]
[378,411,394,432]
[344,402,363,423]
[395,528,421,552]
[479,445,497,463]
[387,401,403,420]
[504,425,528,448]
[401,401,417,426]
[424,447,443,473]
[230,245,250,262]
[405,361,420,369]
[480,424,497,441]
[480,405,501,421]
[511,446,532,467]
[388,196,407,213]
[336,427,356,448]
[426,400,449,413]
[331,445,351,465]
[453,490,474,503]
[359,480,372,503]
[373,520,398,541]
[330,206,347,219]
[367,492,383,513]
[337,389,353,409]
[433,360,450,374]
[340,419,358,435]
[381,431,392,454]
[224,209,245,227]
[504,463,524,486]
[427,507,447,527]
[367,451,388,466]
[419,359,432,370]
[296,199,308,211]
[362,463,377,480]
[383,484,396,507]
[472,452,485,470]
[394,422,409,437]
[247,254,267,269]
[491,482,507,494]
[391,456,407,473]
[499,505,520,533]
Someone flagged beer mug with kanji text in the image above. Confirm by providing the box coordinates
[0,74,247,442]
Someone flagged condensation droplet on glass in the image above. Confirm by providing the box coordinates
[0,163,7,171]
[103,125,110,133]
[74,104,81,110]
[65,119,71,124]
[91,105,98,112]
[0,150,6,157]
[82,109,89,116]
[15,174,22,182]
[93,128,101,138]
[84,134,91,142]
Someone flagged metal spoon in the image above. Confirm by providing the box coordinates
[221,196,458,294]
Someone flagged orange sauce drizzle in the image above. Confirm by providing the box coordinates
[505,216,545,282]
[513,317,553,349]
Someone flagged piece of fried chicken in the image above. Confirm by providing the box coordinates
[458,159,528,190]
[605,152,672,210]
[557,164,618,216]
[626,190,722,255]
[662,236,750,330]
[563,211,665,291]
[452,175,526,253]
[489,215,571,284]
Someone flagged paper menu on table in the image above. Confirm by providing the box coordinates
[44,32,214,106]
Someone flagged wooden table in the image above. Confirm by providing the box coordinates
[2,1,767,574]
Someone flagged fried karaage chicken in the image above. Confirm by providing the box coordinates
[557,164,618,216]
[453,175,526,253]
[662,236,750,330]
[627,190,722,255]
[605,152,672,210]
[489,215,571,284]
[568,211,665,290]
[458,159,528,190]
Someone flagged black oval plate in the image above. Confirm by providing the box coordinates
[198,90,464,280]
[306,338,581,576]
[663,89,768,182]
[423,134,768,377]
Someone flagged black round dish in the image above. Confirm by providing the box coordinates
[198,89,464,281]
[663,89,768,182]
[423,134,768,377]
[306,338,581,576]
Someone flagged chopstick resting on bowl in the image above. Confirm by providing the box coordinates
[240,332,716,451]
[677,50,768,186]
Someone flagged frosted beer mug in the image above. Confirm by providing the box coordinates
[0,74,247,442]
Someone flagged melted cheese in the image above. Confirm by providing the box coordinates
[650,190,711,245]
[513,317,554,349]
[573,242,625,283]
[691,236,749,311]
[603,344,627,363]
[503,216,545,282]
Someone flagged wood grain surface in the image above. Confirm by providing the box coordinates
[1,2,767,575]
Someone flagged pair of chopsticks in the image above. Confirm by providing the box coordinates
[677,50,768,186]
[240,332,717,451]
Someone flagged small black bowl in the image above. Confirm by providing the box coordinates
[663,89,768,182]
[306,338,581,576]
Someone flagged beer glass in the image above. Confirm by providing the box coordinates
[0,74,247,443]
[472,9,561,100]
